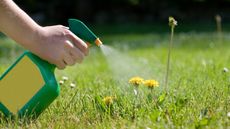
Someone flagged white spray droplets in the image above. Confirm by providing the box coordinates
[100,44,155,84]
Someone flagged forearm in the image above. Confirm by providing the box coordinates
[0,0,88,69]
[0,0,41,48]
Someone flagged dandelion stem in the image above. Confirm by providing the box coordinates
[132,88,138,120]
[215,14,222,42]
[165,25,174,93]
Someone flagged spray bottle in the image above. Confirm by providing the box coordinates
[0,19,102,118]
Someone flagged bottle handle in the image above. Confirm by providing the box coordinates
[47,63,56,73]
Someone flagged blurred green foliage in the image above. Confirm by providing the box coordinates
[14,0,230,25]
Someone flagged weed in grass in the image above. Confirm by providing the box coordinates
[62,76,69,82]
[143,79,159,90]
[128,77,161,121]
[128,76,144,120]
[129,76,144,87]
[102,96,115,106]
[215,14,222,41]
[70,83,76,88]
[165,16,177,93]
[144,79,159,103]
[59,80,64,85]
[222,67,228,73]
[227,112,230,118]
[94,95,117,117]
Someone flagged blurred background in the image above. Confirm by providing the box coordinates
[14,0,230,26]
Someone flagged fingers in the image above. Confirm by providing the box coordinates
[65,30,89,56]
[56,60,66,70]
[56,40,85,70]
[63,52,75,66]
[51,26,89,69]
[69,46,84,63]
[61,25,69,30]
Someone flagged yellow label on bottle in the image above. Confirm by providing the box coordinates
[0,56,44,114]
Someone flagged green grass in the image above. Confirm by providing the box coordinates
[0,29,229,128]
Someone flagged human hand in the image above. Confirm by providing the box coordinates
[0,0,88,69]
[31,25,89,69]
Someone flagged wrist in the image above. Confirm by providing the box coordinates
[26,25,45,55]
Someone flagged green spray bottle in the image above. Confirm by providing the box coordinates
[0,19,102,118]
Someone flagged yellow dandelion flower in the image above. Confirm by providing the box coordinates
[169,16,177,27]
[144,80,159,89]
[103,96,114,106]
[129,76,144,86]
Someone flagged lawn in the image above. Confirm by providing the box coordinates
[0,24,229,128]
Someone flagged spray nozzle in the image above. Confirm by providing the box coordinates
[86,38,102,47]
[95,38,103,46]
[68,19,102,47]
